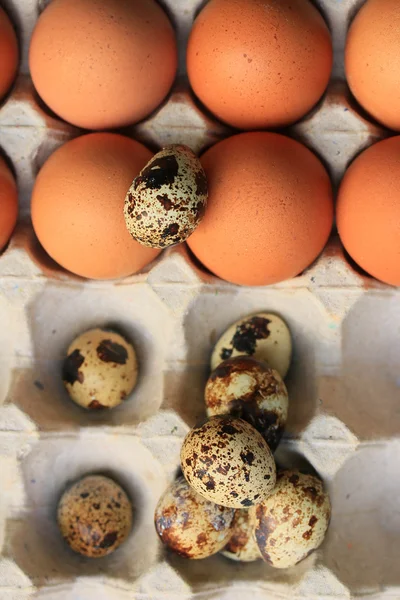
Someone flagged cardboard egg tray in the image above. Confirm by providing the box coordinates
[0,0,399,598]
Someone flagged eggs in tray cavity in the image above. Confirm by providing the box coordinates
[62,328,138,410]
[181,415,276,509]
[124,145,208,249]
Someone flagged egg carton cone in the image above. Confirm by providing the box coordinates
[0,0,400,598]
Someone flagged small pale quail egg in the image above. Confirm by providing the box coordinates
[211,313,292,378]
[57,474,132,558]
[124,144,208,248]
[154,476,234,559]
[62,328,138,410]
[181,415,276,509]
[254,470,331,569]
[205,356,289,451]
[221,507,262,562]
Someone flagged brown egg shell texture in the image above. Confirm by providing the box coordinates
[210,313,292,379]
[254,470,331,569]
[221,507,262,562]
[57,475,133,558]
[205,356,289,451]
[154,476,234,559]
[124,144,208,249]
[62,328,138,410]
[180,415,276,509]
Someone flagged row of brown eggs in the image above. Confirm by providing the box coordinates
[0,129,397,288]
[155,312,332,568]
[2,1,400,133]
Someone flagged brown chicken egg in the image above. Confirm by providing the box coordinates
[57,474,133,558]
[181,415,276,509]
[254,470,331,569]
[29,0,177,130]
[154,476,234,559]
[0,6,18,102]
[337,136,400,286]
[187,132,333,286]
[187,0,332,129]
[221,507,262,562]
[0,156,18,251]
[346,0,400,131]
[31,133,161,279]
[205,356,289,451]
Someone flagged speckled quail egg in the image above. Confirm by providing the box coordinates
[154,476,234,559]
[205,356,289,451]
[181,415,276,509]
[211,313,292,378]
[124,144,208,248]
[57,474,132,558]
[62,328,138,410]
[221,507,262,562]
[254,470,331,569]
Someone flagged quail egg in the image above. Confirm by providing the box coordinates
[254,470,331,569]
[181,415,276,509]
[205,356,289,451]
[124,144,208,249]
[62,328,138,410]
[211,313,292,378]
[57,474,132,558]
[221,507,262,562]
[154,476,234,559]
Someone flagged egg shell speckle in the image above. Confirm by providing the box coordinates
[57,474,133,558]
[205,356,289,451]
[154,476,234,559]
[254,470,331,569]
[62,328,138,410]
[211,313,292,378]
[180,415,276,509]
[221,507,262,562]
[124,144,208,249]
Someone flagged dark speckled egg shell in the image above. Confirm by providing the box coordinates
[57,474,133,558]
[124,144,208,249]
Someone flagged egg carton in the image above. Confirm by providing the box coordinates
[0,0,399,598]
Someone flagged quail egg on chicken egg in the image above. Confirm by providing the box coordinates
[57,474,132,558]
[62,328,138,410]
[124,144,208,248]
[205,356,289,451]
[154,476,234,559]
[181,415,276,509]
[221,507,262,562]
[211,313,292,378]
[254,470,331,568]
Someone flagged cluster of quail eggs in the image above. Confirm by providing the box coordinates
[124,144,208,248]
[155,312,331,568]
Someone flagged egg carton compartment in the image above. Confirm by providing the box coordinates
[2,281,172,431]
[1,432,167,588]
[0,0,395,289]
